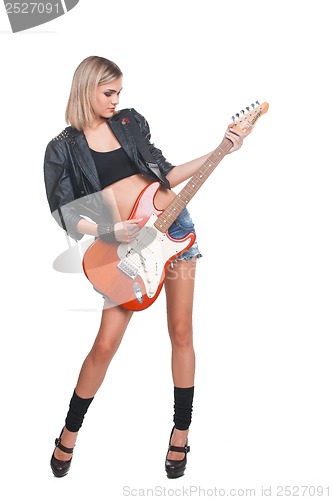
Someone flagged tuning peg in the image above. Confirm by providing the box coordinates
[256,100,260,105]
[240,109,245,114]
[236,113,240,118]
[246,106,250,111]
[232,115,236,121]
[251,103,255,108]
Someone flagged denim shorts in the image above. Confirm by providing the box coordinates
[168,207,202,263]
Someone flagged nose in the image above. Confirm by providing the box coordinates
[111,94,119,105]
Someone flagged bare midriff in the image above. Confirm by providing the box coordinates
[101,173,177,222]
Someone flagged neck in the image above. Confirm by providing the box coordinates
[86,117,107,132]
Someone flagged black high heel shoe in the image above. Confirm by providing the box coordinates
[50,428,75,478]
[165,426,190,479]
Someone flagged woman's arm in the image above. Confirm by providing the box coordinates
[76,218,98,237]
[166,124,246,188]
[166,151,212,188]
[77,214,142,243]
[44,140,85,240]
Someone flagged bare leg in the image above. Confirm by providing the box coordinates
[54,302,133,460]
[164,258,196,460]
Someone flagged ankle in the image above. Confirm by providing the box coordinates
[171,427,189,444]
[61,427,78,447]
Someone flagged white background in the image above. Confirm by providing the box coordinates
[0,0,332,498]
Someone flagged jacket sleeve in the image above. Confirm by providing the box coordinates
[44,139,84,240]
[131,108,175,176]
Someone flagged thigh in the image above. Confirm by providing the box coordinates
[164,258,197,326]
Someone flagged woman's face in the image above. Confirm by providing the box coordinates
[91,77,123,119]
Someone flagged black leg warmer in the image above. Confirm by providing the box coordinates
[65,390,94,432]
[173,386,194,430]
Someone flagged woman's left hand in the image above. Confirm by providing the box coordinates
[224,123,250,153]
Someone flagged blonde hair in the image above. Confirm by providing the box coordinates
[65,56,123,130]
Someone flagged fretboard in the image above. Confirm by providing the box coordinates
[154,137,233,233]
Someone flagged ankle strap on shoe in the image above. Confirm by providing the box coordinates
[168,444,190,453]
[55,437,74,454]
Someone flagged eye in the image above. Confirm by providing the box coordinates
[103,89,122,97]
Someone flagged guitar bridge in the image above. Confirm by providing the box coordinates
[117,257,139,279]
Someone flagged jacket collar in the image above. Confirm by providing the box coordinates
[67,129,101,191]
[107,112,138,163]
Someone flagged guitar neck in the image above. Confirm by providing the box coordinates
[154,137,233,233]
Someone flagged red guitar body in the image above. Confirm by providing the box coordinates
[82,182,196,311]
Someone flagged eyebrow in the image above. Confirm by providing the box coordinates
[105,87,123,92]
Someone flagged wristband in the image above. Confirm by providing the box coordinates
[97,223,117,243]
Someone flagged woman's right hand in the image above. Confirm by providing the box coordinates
[114,218,143,243]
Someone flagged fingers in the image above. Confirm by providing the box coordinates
[227,125,244,138]
[225,125,245,153]
[114,218,143,243]
[227,123,241,133]
[125,218,143,240]
[225,131,243,151]
[124,223,140,242]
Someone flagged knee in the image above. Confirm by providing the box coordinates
[89,340,116,365]
[169,322,193,349]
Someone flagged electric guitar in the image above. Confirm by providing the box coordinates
[83,101,269,311]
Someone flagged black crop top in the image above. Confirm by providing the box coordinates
[90,147,140,189]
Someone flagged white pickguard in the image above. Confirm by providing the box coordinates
[117,214,192,299]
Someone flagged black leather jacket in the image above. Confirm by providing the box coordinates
[44,108,175,240]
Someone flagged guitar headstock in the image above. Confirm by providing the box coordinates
[231,101,269,136]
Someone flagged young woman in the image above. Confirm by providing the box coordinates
[44,56,245,479]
